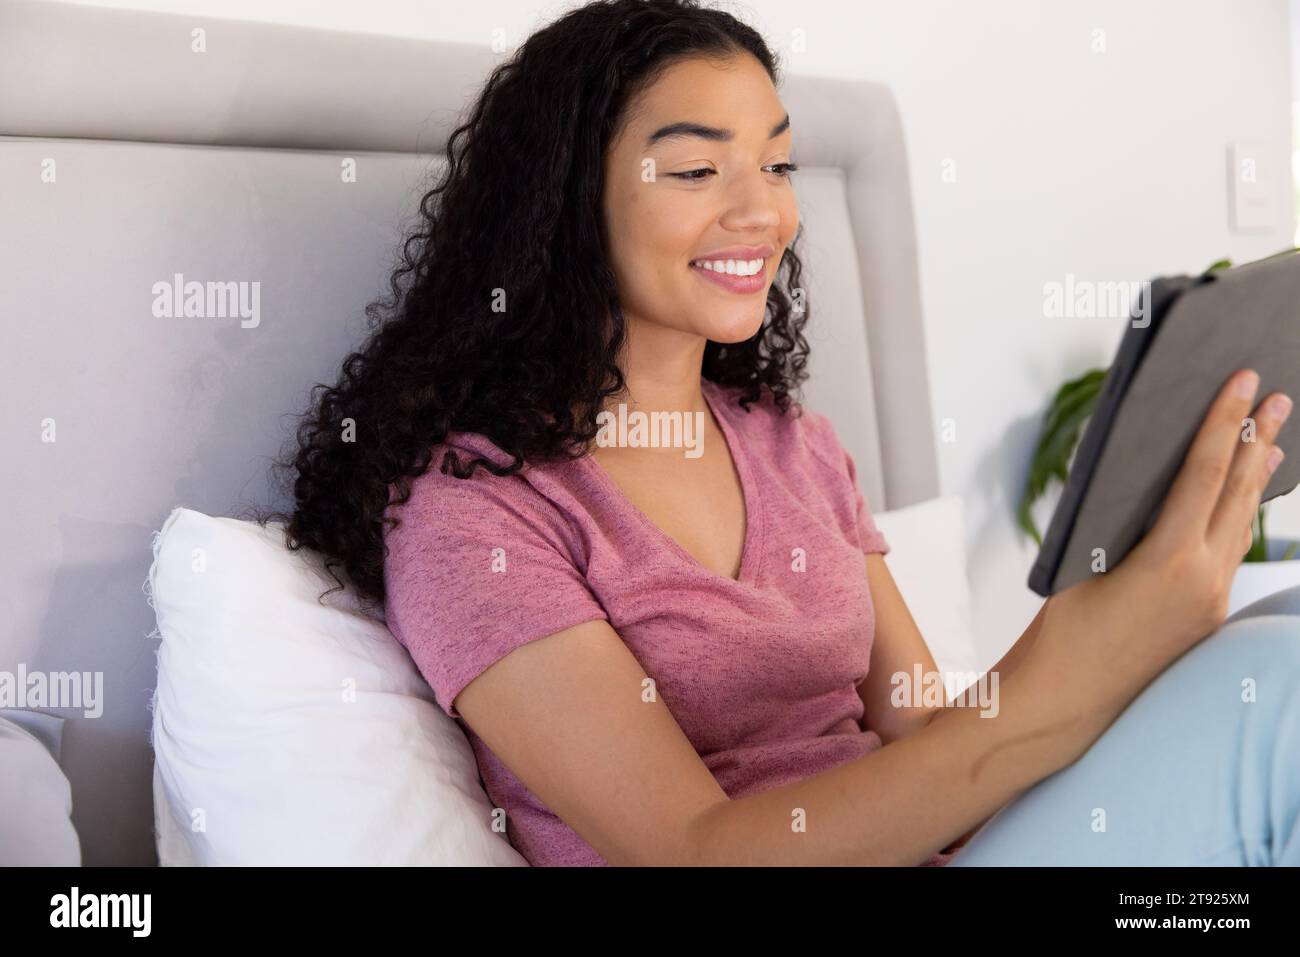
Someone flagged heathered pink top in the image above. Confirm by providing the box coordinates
[383,378,955,866]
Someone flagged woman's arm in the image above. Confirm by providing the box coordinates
[454,609,1104,866]
[856,554,1052,852]
[858,554,1050,745]
[921,597,1052,730]
[855,553,941,744]
[924,601,1052,852]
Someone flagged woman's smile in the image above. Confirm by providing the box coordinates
[688,242,773,295]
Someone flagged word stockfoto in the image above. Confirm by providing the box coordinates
[595,403,706,458]
[151,273,261,328]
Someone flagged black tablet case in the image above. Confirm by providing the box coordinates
[1028,252,1300,597]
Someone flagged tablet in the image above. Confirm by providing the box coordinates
[1028,251,1300,597]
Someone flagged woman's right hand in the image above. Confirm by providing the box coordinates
[1022,368,1292,745]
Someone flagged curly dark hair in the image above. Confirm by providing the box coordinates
[253,0,812,613]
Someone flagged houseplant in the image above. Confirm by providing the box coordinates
[1018,250,1300,613]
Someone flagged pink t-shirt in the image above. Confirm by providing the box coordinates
[383,378,955,866]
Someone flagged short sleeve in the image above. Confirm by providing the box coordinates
[843,446,891,556]
[803,409,891,557]
[383,455,609,719]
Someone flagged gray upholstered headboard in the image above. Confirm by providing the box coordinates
[0,0,937,864]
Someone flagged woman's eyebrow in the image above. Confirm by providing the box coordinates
[644,113,790,147]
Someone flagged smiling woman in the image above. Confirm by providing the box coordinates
[258,0,966,868]
[256,0,1300,869]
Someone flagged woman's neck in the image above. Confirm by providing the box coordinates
[606,320,710,417]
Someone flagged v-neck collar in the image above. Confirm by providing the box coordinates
[582,378,762,585]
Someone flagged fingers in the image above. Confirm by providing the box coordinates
[1155,369,1265,538]
[1207,386,1290,558]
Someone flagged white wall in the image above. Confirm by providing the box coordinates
[1293,0,1300,246]
[63,0,1298,665]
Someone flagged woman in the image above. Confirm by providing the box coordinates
[270,0,1299,866]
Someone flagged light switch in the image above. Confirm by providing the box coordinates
[1229,142,1278,233]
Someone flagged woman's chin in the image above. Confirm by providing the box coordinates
[699,310,767,345]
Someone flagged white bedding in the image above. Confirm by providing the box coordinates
[0,710,81,865]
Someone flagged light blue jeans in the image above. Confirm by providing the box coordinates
[949,584,1300,866]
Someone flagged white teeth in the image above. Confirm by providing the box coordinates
[691,257,764,277]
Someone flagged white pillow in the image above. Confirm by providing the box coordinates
[145,506,527,866]
[0,711,81,866]
[871,495,981,699]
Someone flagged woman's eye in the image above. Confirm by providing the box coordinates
[669,168,715,180]
[668,163,800,181]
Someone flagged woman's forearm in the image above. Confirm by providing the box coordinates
[687,645,1100,866]
[923,598,1055,851]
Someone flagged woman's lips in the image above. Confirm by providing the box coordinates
[689,260,768,295]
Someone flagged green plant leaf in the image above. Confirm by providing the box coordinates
[1017,368,1106,544]
[1244,505,1267,563]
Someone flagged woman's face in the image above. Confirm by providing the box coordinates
[602,53,800,348]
